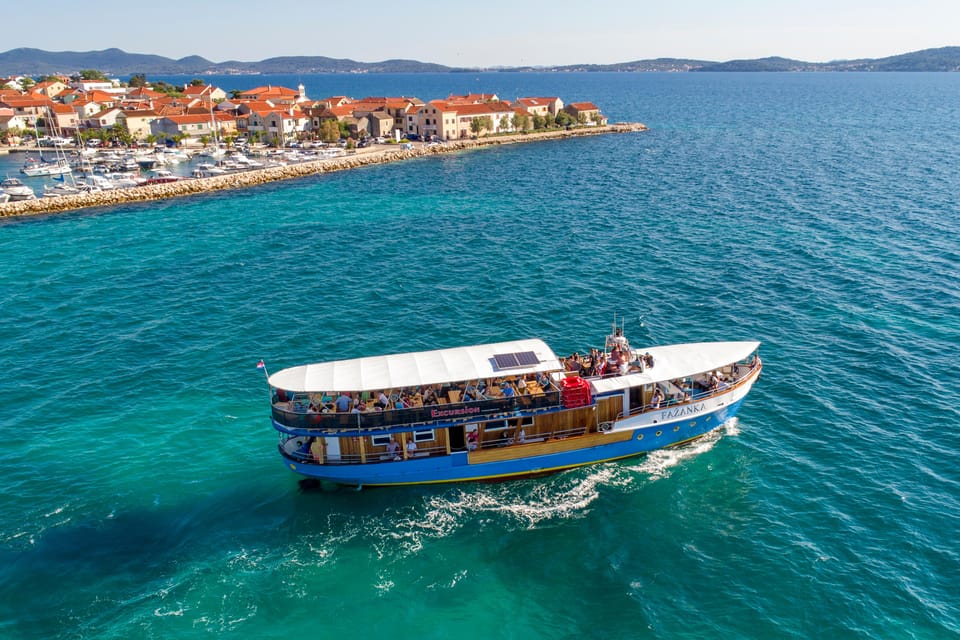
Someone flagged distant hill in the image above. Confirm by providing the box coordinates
[692,47,960,71]
[0,48,454,75]
[0,46,959,76]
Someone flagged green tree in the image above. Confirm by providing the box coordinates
[109,122,133,147]
[20,77,35,90]
[499,114,510,132]
[129,74,148,88]
[577,112,588,126]
[532,114,546,130]
[189,78,204,86]
[145,133,158,146]
[199,134,211,147]
[318,119,340,143]
[555,111,575,127]
[78,69,107,80]
[469,117,484,138]
[229,89,243,99]
[512,113,530,132]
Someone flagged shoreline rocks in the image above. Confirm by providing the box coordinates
[0,123,646,219]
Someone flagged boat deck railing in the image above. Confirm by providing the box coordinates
[615,358,762,420]
[272,389,563,432]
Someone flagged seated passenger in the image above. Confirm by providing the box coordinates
[406,438,417,456]
[501,382,516,398]
[644,352,655,369]
[466,430,478,451]
[387,438,401,461]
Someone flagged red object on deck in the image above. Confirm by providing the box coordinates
[561,376,592,408]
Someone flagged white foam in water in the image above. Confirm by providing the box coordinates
[357,420,741,559]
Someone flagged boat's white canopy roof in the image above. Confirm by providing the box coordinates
[269,339,563,393]
[589,341,760,394]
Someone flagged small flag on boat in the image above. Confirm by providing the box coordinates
[256,360,265,369]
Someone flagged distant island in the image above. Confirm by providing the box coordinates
[1,46,959,76]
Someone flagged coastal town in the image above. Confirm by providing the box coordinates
[0,71,643,215]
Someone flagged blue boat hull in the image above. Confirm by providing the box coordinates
[280,396,747,487]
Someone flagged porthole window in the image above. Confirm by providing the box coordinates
[655,431,662,437]
[636,433,644,440]
[673,426,680,432]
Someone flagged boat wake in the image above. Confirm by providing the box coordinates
[369,419,741,559]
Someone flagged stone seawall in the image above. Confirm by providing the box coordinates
[0,123,646,219]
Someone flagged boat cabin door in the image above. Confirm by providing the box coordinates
[324,436,341,462]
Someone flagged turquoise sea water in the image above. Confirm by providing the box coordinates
[1,72,959,639]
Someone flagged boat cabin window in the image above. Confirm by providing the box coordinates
[483,419,509,432]
[371,434,391,447]
[519,416,535,427]
[412,429,435,443]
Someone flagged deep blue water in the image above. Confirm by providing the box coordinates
[1,73,959,639]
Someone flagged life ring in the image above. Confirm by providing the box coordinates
[599,422,613,433]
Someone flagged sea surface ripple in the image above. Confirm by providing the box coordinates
[0,72,958,639]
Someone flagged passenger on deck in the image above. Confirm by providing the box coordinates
[406,438,417,456]
[515,375,529,394]
[536,372,552,390]
[608,348,622,375]
[498,429,511,446]
[422,386,438,405]
[568,353,582,373]
[594,353,608,377]
[502,382,516,398]
[650,387,664,410]
[644,352,655,369]
[387,438,401,461]
[466,430,478,451]
[375,391,389,409]
[335,392,352,412]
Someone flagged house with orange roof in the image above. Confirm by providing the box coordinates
[236,84,306,105]
[87,106,125,129]
[0,107,32,135]
[564,101,605,125]
[246,107,307,145]
[446,93,501,104]
[31,80,68,99]
[119,109,159,140]
[0,95,54,120]
[71,99,102,119]
[446,101,517,139]
[517,97,563,117]
[182,84,227,104]
[84,90,119,108]
[413,100,459,140]
[150,113,220,140]
[49,103,81,132]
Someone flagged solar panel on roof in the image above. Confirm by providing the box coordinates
[493,351,540,370]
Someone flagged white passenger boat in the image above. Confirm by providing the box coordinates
[265,323,762,488]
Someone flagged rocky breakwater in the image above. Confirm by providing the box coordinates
[0,123,646,219]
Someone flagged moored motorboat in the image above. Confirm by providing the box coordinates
[1,177,36,201]
[264,325,762,488]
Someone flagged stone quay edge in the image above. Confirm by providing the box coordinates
[0,123,646,219]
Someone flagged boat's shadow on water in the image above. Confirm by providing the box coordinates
[2,431,729,601]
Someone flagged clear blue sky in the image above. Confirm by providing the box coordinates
[13,0,958,67]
